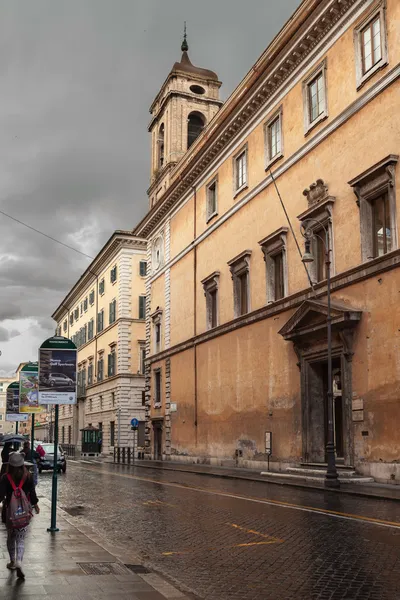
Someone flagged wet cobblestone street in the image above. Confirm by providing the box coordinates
[39,462,400,600]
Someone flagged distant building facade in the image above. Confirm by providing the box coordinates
[52,231,147,455]
[135,0,400,483]
[0,376,18,435]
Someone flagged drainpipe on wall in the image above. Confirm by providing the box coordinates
[192,186,198,438]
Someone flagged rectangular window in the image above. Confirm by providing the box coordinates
[314,231,327,282]
[303,60,327,133]
[154,370,162,405]
[109,299,117,325]
[62,426,65,444]
[88,319,94,340]
[110,266,117,284]
[110,421,115,447]
[97,358,104,382]
[80,302,83,315]
[69,313,74,326]
[228,251,251,318]
[273,251,284,301]
[268,116,281,161]
[88,363,93,386]
[308,73,324,123]
[372,193,391,258]
[84,298,88,312]
[63,320,67,333]
[107,351,116,377]
[155,323,161,352]
[139,296,146,320]
[361,16,381,75]
[74,307,79,320]
[99,279,105,295]
[139,261,147,277]
[238,273,248,316]
[140,345,146,375]
[111,392,115,407]
[210,289,218,328]
[68,425,71,444]
[235,150,247,191]
[0,414,3,421]
[206,179,218,221]
[89,290,95,305]
[97,310,104,333]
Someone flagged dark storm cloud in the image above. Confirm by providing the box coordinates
[0,0,300,370]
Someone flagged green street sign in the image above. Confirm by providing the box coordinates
[40,336,76,350]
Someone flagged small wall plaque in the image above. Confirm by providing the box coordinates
[352,410,364,422]
[170,402,177,412]
[352,398,364,411]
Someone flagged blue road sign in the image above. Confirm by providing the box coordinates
[131,418,139,428]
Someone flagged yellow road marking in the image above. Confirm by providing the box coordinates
[71,463,400,530]
[228,523,284,543]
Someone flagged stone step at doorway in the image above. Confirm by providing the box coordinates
[260,464,374,484]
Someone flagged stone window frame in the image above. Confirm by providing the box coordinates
[151,308,163,354]
[232,143,248,198]
[302,58,328,135]
[348,154,398,263]
[206,175,218,223]
[297,196,336,285]
[201,271,220,330]
[354,1,388,90]
[264,106,284,170]
[153,368,162,409]
[228,250,252,318]
[259,227,289,303]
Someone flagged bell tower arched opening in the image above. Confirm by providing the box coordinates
[187,112,205,149]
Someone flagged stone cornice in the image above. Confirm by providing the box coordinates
[147,249,400,365]
[135,0,364,238]
[52,232,147,321]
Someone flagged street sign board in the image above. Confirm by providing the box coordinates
[130,418,139,428]
[20,362,43,414]
[38,336,77,405]
[6,382,28,422]
[265,431,272,456]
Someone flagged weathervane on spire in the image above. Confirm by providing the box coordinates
[181,21,189,52]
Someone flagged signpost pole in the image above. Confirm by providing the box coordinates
[31,414,35,445]
[48,404,59,533]
[15,422,18,435]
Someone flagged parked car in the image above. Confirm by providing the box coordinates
[34,443,67,473]
[44,373,74,387]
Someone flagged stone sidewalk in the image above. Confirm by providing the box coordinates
[0,498,193,600]
[103,458,400,502]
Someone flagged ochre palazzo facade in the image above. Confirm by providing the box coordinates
[135,0,400,483]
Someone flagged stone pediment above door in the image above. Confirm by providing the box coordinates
[278,299,362,343]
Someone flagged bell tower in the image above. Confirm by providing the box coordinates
[148,25,223,207]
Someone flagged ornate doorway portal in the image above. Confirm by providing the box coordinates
[279,299,362,466]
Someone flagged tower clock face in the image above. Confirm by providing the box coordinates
[152,236,163,271]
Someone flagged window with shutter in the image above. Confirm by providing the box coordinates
[110,266,117,283]
[109,299,116,325]
[70,314,74,326]
[84,298,88,312]
[63,320,67,332]
[99,279,105,295]
[139,261,147,277]
[89,290,95,305]
[88,364,93,385]
[139,296,146,319]
[97,358,104,381]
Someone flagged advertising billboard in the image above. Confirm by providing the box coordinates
[19,370,43,414]
[39,348,77,405]
[6,383,29,422]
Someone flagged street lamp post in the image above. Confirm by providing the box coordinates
[301,218,340,489]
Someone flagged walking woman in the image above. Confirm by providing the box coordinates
[1,442,14,524]
[0,452,39,579]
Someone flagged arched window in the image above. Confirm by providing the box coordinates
[187,112,205,149]
[158,124,165,169]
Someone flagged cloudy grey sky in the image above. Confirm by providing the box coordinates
[0,0,300,375]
